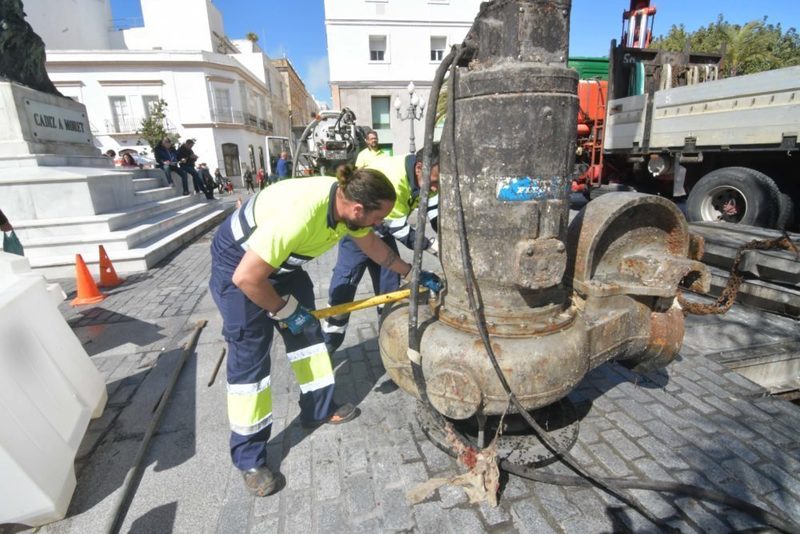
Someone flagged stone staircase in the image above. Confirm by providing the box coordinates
[9,167,233,279]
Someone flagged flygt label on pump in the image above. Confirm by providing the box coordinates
[495,175,571,201]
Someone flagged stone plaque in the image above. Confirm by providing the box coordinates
[24,99,92,145]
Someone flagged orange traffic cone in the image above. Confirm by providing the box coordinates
[71,254,106,306]
[98,245,123,288]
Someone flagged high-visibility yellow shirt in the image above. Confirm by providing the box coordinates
[366,154,439,249]
[355,146,387,168]
[241,176,371,275]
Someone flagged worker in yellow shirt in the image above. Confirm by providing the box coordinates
[355,130,387,168]
[208,165,442,497]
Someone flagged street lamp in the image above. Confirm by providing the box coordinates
[394,81,425,154]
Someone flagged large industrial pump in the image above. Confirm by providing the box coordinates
[378,0,709,462]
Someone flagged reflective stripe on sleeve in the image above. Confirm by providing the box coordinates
[391,225,411,239]
[227,376,272,435]
[387,217,408,229]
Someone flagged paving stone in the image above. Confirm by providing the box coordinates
[672,391,715,415]
[314,499,348,532]
[676,447,731,486]
[632,457,674,482]
[438,484,468,508]
[532,482,580,523]
[413,501,453,533]
[376,488,415,531]
[447,507,484,533]
[346,472,377,520]
[510,499,557,534]
[502,473,530,499]
[398,461,429,491]
[605,410,648,439]
[562,489,617,532]
[589,442,632,476]
[478,500,511,527]
[674,497,732,533]
[642,419,689,449]
[420,439,455,473]
[313,459,342,501]
[639,437,690,470]
[284,489,313,533]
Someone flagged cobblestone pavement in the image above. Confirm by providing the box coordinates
[6,218,800,534]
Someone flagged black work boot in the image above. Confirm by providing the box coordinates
[241,466,283,497]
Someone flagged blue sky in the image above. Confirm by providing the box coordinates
[110,0,799,105]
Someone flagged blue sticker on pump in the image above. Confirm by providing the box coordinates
[496,176,569,201]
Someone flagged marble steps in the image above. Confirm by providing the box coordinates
[27,203,232,279]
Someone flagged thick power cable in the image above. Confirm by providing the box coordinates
[502,461,800,534]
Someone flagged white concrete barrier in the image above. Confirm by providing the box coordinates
[0,252,107,526]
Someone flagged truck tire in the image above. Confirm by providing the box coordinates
[686,167,779,228]
[777,192,796,231]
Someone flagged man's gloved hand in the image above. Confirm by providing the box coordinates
[426,237,439,257]
[404,269,443,293]
[272,295,315,335]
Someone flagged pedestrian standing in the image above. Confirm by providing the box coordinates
[244,167,255,193]
[208,165,442,496]
[276,151,290,181]
[257,167,266,190]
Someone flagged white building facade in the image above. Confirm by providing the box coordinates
[324,0,482,155]
[27,0,293,180]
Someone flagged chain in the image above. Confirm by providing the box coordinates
[678,234,799,316]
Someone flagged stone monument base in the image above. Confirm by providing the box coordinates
[0,81,108,168]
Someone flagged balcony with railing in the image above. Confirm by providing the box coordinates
[211,107,268,132]
[101,116,178,135]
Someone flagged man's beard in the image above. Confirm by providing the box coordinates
[345,219,367,231]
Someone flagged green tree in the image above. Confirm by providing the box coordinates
[245,32,259,43]
[136,99,178,150]
[650,15,800,76]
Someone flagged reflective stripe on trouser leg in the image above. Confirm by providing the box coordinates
[274,270,336,423]
[209,266,274,471]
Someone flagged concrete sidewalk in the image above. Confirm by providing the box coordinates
[4,218,800,533]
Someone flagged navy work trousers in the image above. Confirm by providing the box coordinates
[322,233,399,355]
[209,251,335,471]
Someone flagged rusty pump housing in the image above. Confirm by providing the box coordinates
[378,0,709,422]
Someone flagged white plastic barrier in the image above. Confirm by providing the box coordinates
[0,252,107,526]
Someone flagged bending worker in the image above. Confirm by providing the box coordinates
[209,165,442,497]
[322,144,440,355]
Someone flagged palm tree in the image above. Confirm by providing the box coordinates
[720,21,776,76]
[245,32,259,43]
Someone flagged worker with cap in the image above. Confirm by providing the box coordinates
[209,164,442,496]
[322,144,441,356]
[355,130,387,168]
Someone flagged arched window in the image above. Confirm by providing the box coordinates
[248,145,256,173]
[222,143,240,176]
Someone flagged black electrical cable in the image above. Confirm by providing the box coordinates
[405,9,800,534]
[502,461,800,534]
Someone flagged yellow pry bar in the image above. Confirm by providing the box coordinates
[311,287,426,320]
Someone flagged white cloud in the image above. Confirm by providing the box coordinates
[305,56,331,103]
